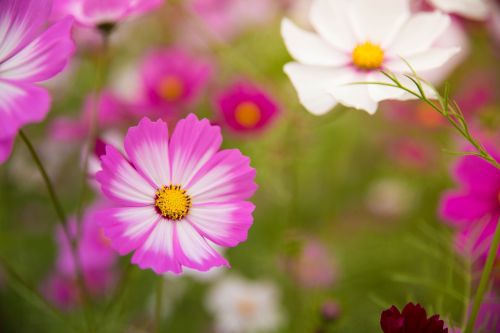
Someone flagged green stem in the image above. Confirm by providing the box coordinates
[0,257,83,333]
[18,130,95,332]
[464,217,500,333]
[155,277,164,333]
[76,34,109,231]
[19,130,68,229]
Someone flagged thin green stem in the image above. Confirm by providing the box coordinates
[0,257,83,333]
[155,277,164,333]
[76,33,109,232]
[18,130,94,332]
[19,130,68,229]
[464,217,500,333]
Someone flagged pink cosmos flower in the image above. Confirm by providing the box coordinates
[51,0,163,29]
[439,148,500,258]
[135,49,213,117]
[0,0,75,164]
[96,115,257,274]
[216,82,280,134]
[44,203,117,308]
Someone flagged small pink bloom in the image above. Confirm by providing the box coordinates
[44,203,117,308]
[52,0,163,28]
[56,207,117,277]
[439,147,500,258]
[216,82,280,134]
[289,238,338,289]
[190,0,277,40]
[135,48,213,116]
[0,0,75,164]
[96,115,257,274]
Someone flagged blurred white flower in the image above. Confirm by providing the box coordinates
[365,178,416,219]
[428,0,490,20]
[282,0,460,114]
[206,275,284,333]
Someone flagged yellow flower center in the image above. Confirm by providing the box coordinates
[158,75,184,102]
[234,101,261,128]
[155,185,192,221]
[352,42,384,70]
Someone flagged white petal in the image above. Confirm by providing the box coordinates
[281,18,349,66]
[429,0,489,20]
[327,68,379,114]
[387,12,451,57]
[349,0,410,47]
[385,47,461,72]
[309,0,357,51]
[283,62,338,115]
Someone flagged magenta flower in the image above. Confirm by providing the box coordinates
[52,0,163,29]
[0,0,75,164]
[43,203,117,308]
[216,82,280,134]
[96,115,257,274]
[439,148,500,258]
[136,49,212,116]
[381,303,448,333]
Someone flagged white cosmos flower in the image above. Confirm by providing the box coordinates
[281,0,461,115]
[206,275,284,333]
[429,0,490,20]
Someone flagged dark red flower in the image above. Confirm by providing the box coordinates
[380,303,448,333]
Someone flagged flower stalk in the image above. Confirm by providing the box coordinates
[463,216,500,333]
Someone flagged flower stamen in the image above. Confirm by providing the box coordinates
[352,42,384,70]
[234,101,262,128]
[158,75,184,102]
[155,185,191,221]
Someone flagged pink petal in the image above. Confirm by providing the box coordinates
[96,145,156,206]
[186,149,257,204]
[169,114,222,186]
[98,206,159,255]
[124,118,171,188]
[131,221,181,274]
[0,79,50,138]
[454,154,500,195]
[439,190,497,226]
[0,0,52,62]
[0,18,75,82]
[188,201,255,247]
[174,221,229,271]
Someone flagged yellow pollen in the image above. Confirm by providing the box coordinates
[237,299,257,317]
[352,42,384,70]
[234,101,262,128]
[155,185,191,221]
[158,75,184,102]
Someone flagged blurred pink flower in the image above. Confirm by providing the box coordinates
[439,147,500,258]
[290,238,338,289]
[51,0,163,29]
[387,138,436,170]
[190,0,277,40]
[0,0,75,164]
[51,90,131,142]
[135,49,213,117]
[43,202,117,308]
[455,73,497,116]
[95,115,257,274]
[216,82,280,134]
